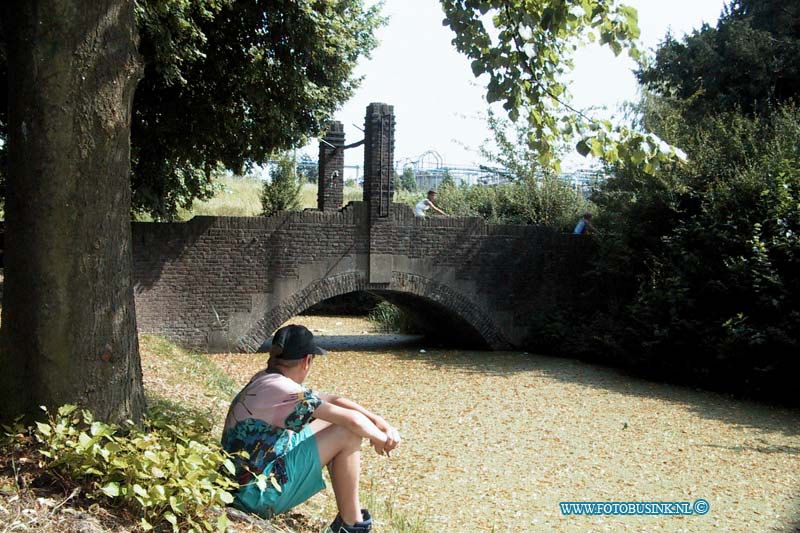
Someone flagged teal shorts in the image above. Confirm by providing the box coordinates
[232,426,326,517]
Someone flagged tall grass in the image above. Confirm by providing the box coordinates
[178,176,263,218]
[163,175,429,221]
[367,301,417,333]
[170,176,366,220]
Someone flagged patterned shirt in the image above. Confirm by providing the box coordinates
[222,370,322,488]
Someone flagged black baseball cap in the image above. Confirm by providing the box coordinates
[270,324,328,360]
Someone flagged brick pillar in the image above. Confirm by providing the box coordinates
[362,103,395,284]
[362,103,394,220]
[317,122,345,211]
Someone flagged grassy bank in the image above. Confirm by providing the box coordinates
[138,175,423,221]
[0,333,422,533]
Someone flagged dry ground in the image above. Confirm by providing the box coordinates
[205,316,800,532]
[2,315,798,532]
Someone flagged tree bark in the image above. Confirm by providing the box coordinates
[0,0,145,423]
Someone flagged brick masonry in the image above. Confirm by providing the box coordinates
[132,204,592,352]
[317,121,345,211]
[131,102,593,352]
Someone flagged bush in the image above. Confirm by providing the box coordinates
[435,175,590,231]
[368,301,417,333]
[261,154,302,216]
[3,404,238,532]
[568,103,800,400]
[396,168,418,192]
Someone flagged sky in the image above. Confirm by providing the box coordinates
[300,0,729,172]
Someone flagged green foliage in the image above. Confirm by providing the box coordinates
[368,301,417,334]
[397,168,418,192]
[435,175,590,230]
[10,404,237,532]
[0,0,384,220]
[261,155,303,216]
[297,153,319,184]
[568,103,800,399]
[638,0,800,119]
[525,1,800,402]
[441,0,683,174]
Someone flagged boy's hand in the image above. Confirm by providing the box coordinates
[370,437,387,456]
[370,426,401,457]
[383,426,401,455]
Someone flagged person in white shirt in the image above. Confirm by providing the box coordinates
[414,189,448,217]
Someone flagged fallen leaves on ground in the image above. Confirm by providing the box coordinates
[196,316,800,532]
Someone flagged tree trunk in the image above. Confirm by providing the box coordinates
[0,0,145,423]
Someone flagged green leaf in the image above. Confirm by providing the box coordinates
[100,482,120,498]
[217,512,231,533]
[35,422,52,437]
[58,405,78,417]
[471,59,484,77]
[104,442,122,454]
[576,139,591,157]
[152,484,166,500]
[78,432,92,450]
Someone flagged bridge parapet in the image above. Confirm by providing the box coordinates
[131,102,593,351]
[132,206,591,352]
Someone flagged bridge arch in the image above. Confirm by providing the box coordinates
[235,271,512,353]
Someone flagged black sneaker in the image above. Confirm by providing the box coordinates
[327,508,372,533]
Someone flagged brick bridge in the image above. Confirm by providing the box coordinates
[132,104,591,352]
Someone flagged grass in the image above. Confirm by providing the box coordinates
[145,174,424,221]
[0,333,423,533]
[179,176,264,218]
[139,334,425,532]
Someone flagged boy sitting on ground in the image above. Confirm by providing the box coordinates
[222,324,401,532]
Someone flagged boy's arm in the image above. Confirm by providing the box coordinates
[313,401,386,446]
[429,201,448,216]
[317,391,401,453]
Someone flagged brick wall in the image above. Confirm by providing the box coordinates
[132,204,592,352]
[131,102,592,352]
[317,121,345,211]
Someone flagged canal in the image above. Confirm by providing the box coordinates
[209,315,800,532]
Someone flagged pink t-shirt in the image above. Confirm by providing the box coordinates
[221,369,324,488]
[224,370,319,432]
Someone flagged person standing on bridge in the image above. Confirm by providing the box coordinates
[414,189,448,217]
[222,324,401,533]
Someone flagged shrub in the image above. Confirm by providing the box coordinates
[573,103,800,400]
[368,301,417,333]
[435,175,590,231]
[5,404,238,532]
[261,154,302,216]
[396,168,418,192]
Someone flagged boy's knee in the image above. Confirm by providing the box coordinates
[330,425,362,453]
[342,427,362,450]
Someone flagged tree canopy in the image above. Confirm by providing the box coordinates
[440,0,683,174]
[0,0,384,219]
[564,0,800,400]
[637,0,800,119]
